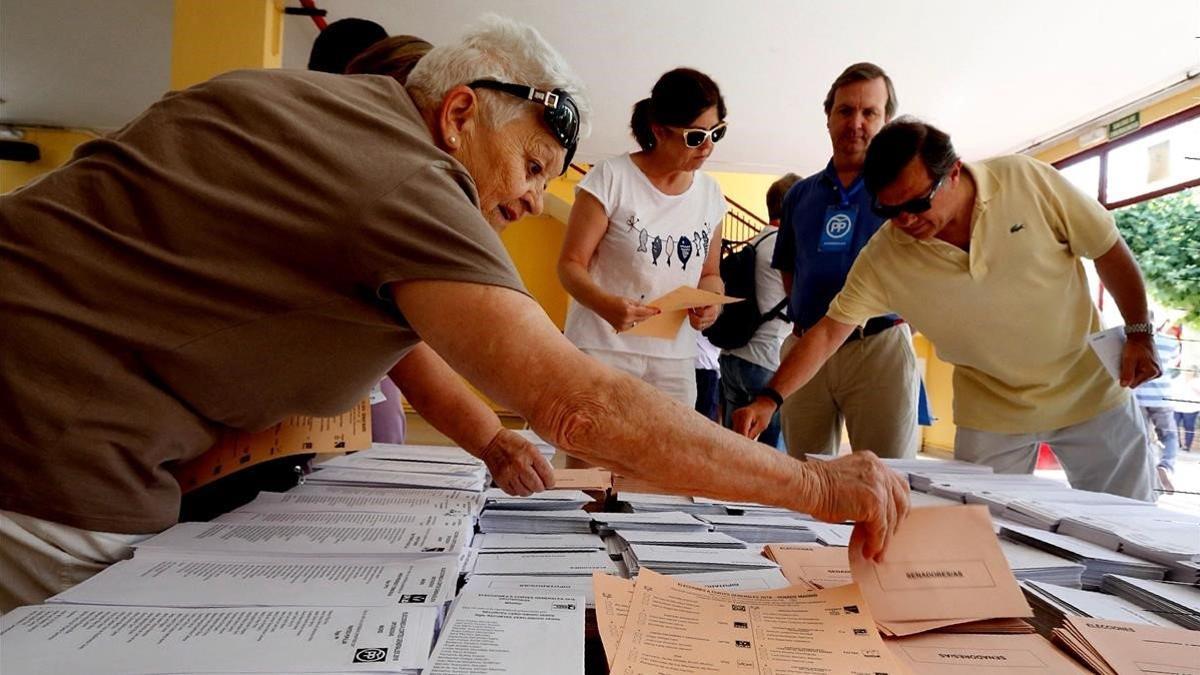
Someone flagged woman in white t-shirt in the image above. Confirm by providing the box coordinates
[558,68,728,407]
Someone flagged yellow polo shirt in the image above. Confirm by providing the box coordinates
[827,155,1128,433]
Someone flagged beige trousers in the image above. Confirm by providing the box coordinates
[779,324,920,459]
[0,509,148,614]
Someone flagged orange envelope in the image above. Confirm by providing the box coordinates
[553,468,612,492]
[1054,616,1200,675]
[886,632,1088,674]
[625,286,742,338]
[763,543,851,590]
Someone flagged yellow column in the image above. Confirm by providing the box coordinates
[171,0,284,90]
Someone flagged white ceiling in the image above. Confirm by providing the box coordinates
[3,0,1198,176]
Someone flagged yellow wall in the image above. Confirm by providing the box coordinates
[0,128,96,194]
[171,0,283,90]
[707,170,782,223]
[913,334,955,455]
[500,213,570,329]
[1033,83,1200,164]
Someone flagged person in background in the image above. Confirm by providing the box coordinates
[695,333,722,421]
[735,118,1159,501]
[558,68,729,409]
[307,17,388,73]
[1173,365,1200,454]
[1135,324,1182,493]
[770,63,919,460]
[1,17,908,612]
[718,172,800,449]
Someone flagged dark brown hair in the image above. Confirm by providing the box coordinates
[863,117,959,194]
[345,35,434,84]
[630,68,726,151]
[823,62,897,120]
[766,173,802,221]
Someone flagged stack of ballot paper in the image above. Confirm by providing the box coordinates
[611,529,746,550]
[305,465,487,491]
[460,575,599,607]
[473,532,604,553]
[49,551,461,616]
[850,506,1033,636]
[1168,560,1200,584]
[1100,574,1200,630]
[763,542,851,590]
[885,632,1089,674]
[621,543,781,575]
[212,508,472,532]
[967,488,1143,520]
[477,508,595,534]
[233,485,486,516]
[136,520,470,556]
[360,442,485,465]
[1055,508,1200,550]
[616,491,726,515]
[1120,523,1200,568]
[428,592,585,675]
[482,488,594,510]
[591,510,709,535]
[805,521,854,546]
[1052,616,1200,675]
[919,474,1064,501]
[689,496,810,517]
[999,539,1086,587]
[697,513,816,543]
[1002,499,1174,532]
[1000,524,1168,588]
[1,604,439,674]
[470,550,622,577]
[1021,580,1183,631]
[593,570,906,672]
[319,451,487,479]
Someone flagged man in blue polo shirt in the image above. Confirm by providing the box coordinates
[768,63,919,458]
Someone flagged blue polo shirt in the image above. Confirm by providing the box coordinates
[772,160,899,331]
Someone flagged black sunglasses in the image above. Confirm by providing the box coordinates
[468,80,580,175]
[871,174,946,219]
[674,122,728,148]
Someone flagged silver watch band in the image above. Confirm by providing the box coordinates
[1123,322,1153,335]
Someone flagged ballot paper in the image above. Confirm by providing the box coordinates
[618,491,726,515]
[305,466,486,491]
[482,488,594,510]
[591,510,710,534]
[605,569,904,674]
[1021,580,1180,629]
[1056,508,1200,551]
[235,486,485,515]
[763,543,851,590]
[885,632,1089,674]
[427,592,584,675]
[625,286,742,338]
[999,539,1086,588]
[477,508,595,534]
[850,506,1032,636]
[137,521,468,556]
[213,509,471,531]
[804,521,854,546]
[471,550,621,576]
[698,513,817,543]
[622,543,781,575]
[1100,574,1200,630]
[357,442,484,465]
[318,453,489,478]
[462,575,599,607]
[48,551,460,609]
[1087,326,1126,380]
[674,568,793,593]
[1000,523,1168,588]
[613,529,746,549]
[1052,615,1200,675]
[473,533,605,552]
[0,604,438,674]
[552,468,612,491]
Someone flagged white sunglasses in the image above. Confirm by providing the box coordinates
[674,122,728,148]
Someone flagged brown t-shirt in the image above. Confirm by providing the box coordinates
[0,69,526,533]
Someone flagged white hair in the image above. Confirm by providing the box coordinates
[406,15,591,139]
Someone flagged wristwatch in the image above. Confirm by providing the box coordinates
[755,387,785,411]
[1123,322,1154,336]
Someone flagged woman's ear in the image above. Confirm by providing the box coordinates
[437,85,480,151]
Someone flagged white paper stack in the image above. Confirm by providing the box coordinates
[999,539,1086,588]
[804,521,854,546]
[473,533,605,553]
[470,550,621,576]
[919,474,1064,501]
[1000,524,1167,589]
[305,466,487,492]
[1056,508,1200,550]
[613,529,746,549]
[429,592,583,675]
[236,485,486,516]
[617,491,726,515]
[1021,580,1181,632]
[1100,574,1200,630]
[478,509,595,534]
[622,543,781,576]
[1166,560,1200,584]
[319,452,487,479]
[697,514,816,543]
[136,521,469,556]
[973,490,1144,524]
[358,442,485,466]
[1001,498,1166,532]
[482,488,594,511]
[461,574,600,607]
[213,509,472,531]
[1,604,438,674]
[689,496,808,518]
[591,511,709,535]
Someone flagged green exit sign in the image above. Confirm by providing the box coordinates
[1107,112,1140,140]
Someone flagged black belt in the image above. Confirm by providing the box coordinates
[796,316,903,345]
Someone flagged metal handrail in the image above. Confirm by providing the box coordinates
[566,163,767,247]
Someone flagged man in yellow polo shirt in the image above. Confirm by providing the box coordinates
[734,118,1160,501]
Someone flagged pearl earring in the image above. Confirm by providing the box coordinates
[448,136,458,146]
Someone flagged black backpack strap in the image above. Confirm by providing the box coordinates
[759,297,789,325]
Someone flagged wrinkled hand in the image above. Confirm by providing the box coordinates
[732,399,775,439]
[803,451,909,561]
[480,428,556,496]
[688,304,719,331]
[602,296,661,333]
[1121,334,1162,388]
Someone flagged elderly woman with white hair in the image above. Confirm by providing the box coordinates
[0,16,908,612]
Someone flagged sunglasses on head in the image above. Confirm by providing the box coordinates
[468,80,580,175]
[871,174,946,219]
[674,122,728,148]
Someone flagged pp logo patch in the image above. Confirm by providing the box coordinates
[354,647,388,663]
[825,213,853,239]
